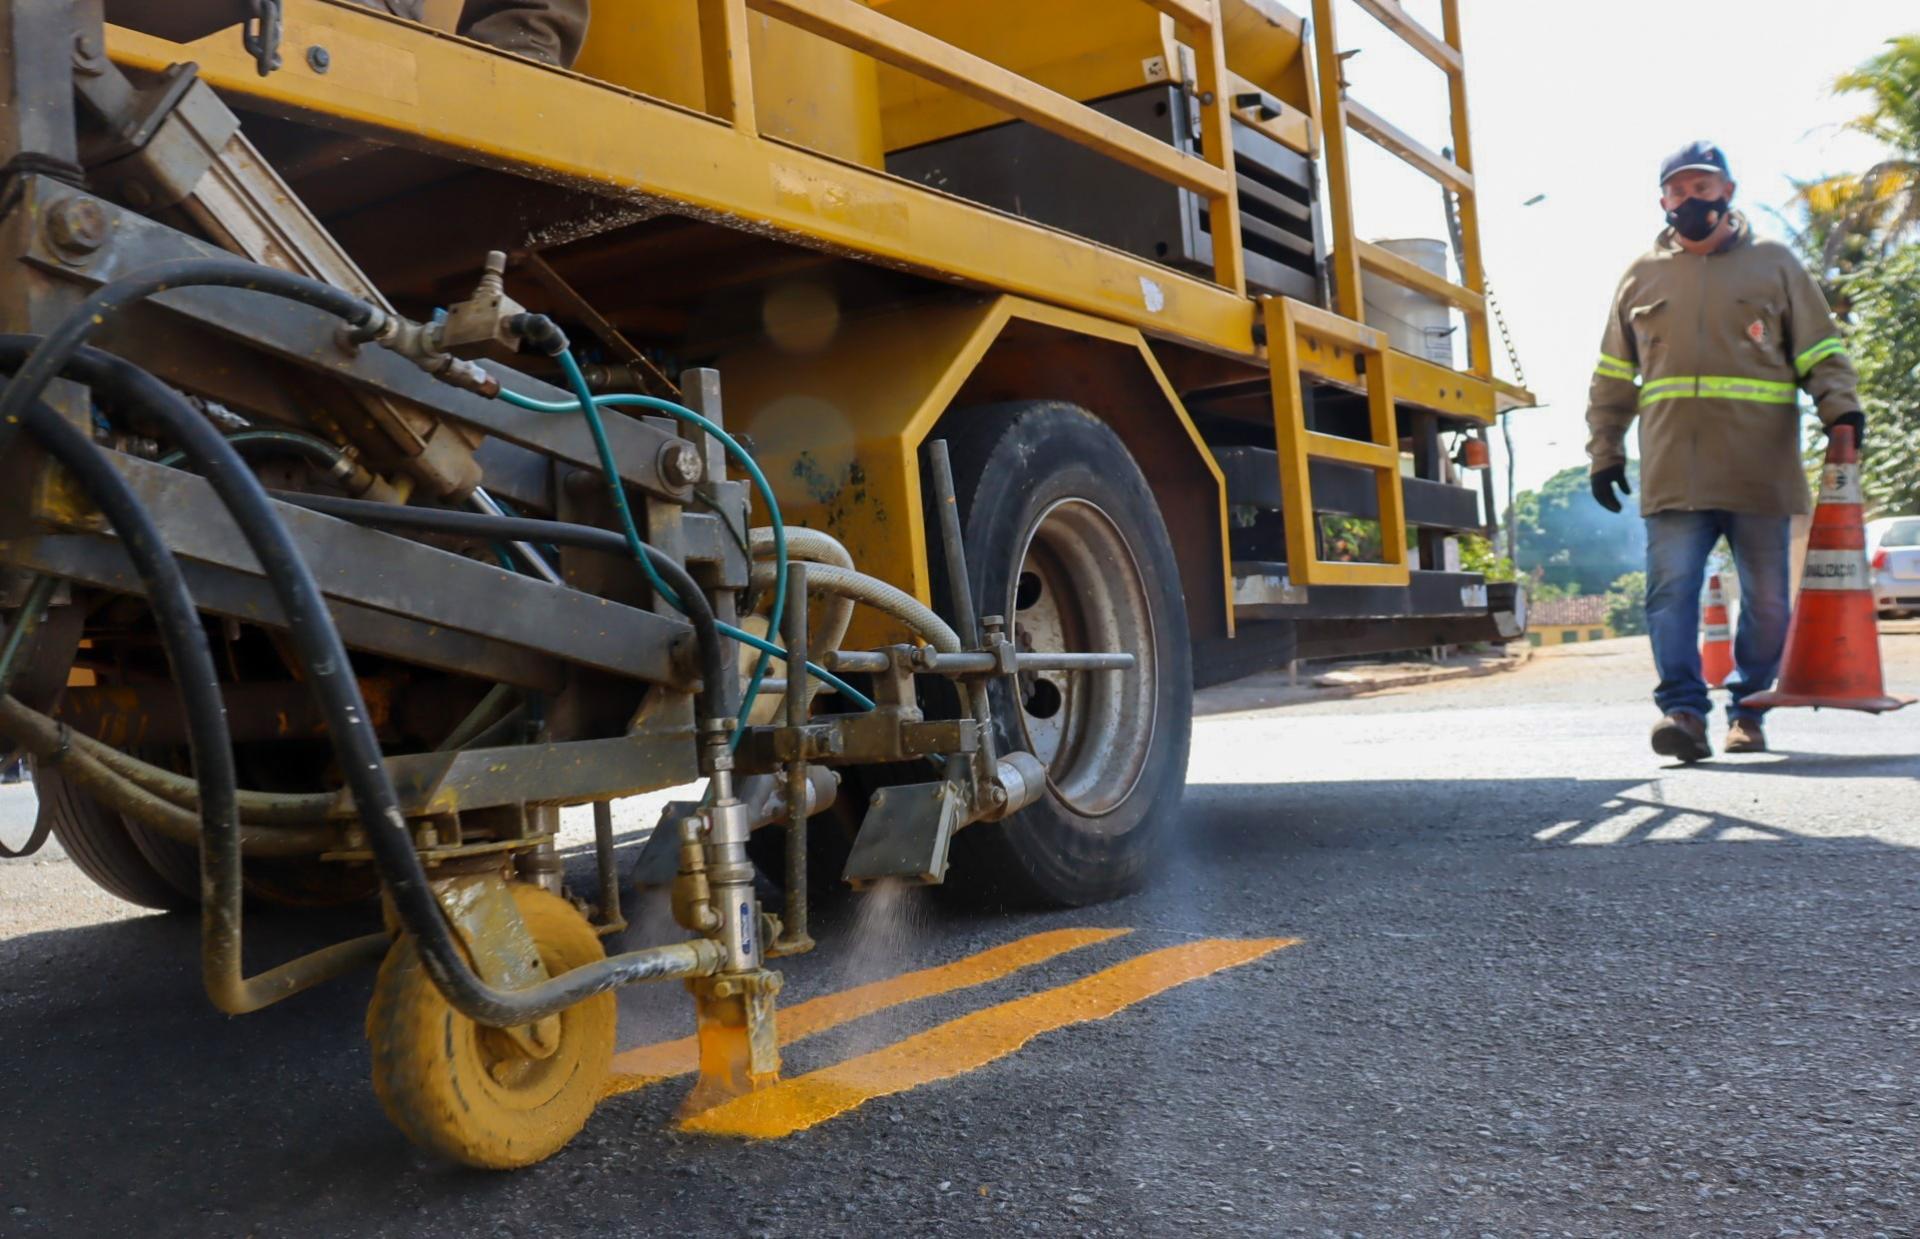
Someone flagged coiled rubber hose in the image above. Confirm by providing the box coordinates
[1,277,722,1024]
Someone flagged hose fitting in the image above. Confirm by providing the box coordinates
[506,312,570,358]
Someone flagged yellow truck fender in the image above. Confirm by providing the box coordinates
[724,293,1232,648]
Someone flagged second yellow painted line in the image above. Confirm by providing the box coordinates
[605,926,1131,1094]
[681,936,1298,1139]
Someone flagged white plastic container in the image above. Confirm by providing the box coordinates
[1361,237,1457,369]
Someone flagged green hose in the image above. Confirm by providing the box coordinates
[500,359,849,733]
[156,427,349,471]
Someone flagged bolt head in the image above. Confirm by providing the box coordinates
[71,32,106,74]
[46,198,107,255]
[659,440,704,488]
[306,45,331,72]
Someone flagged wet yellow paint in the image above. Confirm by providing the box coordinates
[680,936,1298,1139]
[605,926,1129,1095]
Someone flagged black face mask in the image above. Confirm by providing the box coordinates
[1667,195,1731,242]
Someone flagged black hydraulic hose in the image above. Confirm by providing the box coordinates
[0,259,378,458]
[156,428,349,473]
[1,388,348,1010]
[2,321,719,1024]
[275,491,729,703]
[0,697,334,855]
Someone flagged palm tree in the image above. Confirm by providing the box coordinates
[1793,35,1920,276]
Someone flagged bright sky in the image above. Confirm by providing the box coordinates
[1333,0,1914,497]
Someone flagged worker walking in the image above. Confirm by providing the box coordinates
[1585,141,1866,762]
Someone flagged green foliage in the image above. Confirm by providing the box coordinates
[1457,534,1515,581]
[1605,571,1648,637]
[1839,242,1920,515]
[1787,36,1920,515]
[1510,461,1646,596]
[1317,514,1383,562]
[1793,35,1920,278]
[1526,571,1573,602]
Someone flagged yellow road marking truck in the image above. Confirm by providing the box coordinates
[0,0,1529,1165]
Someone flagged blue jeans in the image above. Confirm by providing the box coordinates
[1644,510,1792,723]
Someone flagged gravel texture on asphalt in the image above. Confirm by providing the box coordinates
[1,634,1916,1237]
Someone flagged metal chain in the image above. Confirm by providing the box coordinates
[1438,176,1528,386]
[243,0,285,76]
[1438,180,1525,562]
[1483,277,1526,388]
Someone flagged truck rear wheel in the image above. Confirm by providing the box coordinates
[31,761,198,911]
[30,754,372,911]
[938,402,1192,906]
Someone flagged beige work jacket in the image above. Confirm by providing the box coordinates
[1584,216,1861,516]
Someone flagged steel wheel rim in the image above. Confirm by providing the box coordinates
[1008,498,1156,820]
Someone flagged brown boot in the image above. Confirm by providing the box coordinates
[1725,717,1767,753]
[1651,711,1711,763]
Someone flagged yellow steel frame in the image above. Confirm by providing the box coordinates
[719,294,1233,648]
[103,0,1530,618]
[698,0,759,132]
[106,2,1260,354]
[867,0,1314,158]
[750,0,1244,293]
[104,0,1524,419]
[1265,297,1408,588]
[1312,0,1492,380]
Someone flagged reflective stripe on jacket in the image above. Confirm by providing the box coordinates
[1584,215,1862,516]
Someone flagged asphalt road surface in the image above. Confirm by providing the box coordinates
[3,631,1918,1238]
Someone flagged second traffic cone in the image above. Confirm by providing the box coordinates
[1700,574,1733,689]
[1744,426,1914,713]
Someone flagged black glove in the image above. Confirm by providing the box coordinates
[1591,463,1632,513]
[1827,411,1866,452]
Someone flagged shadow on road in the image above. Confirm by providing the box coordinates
[1682,750,1920,778]
[1179,769,1920,858]
[2,770,1917,1234]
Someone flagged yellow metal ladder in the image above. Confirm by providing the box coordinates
[1265,0,1490,588]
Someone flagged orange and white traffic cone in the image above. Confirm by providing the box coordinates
[1700,574,1733,689]
[1745,426,1914,713]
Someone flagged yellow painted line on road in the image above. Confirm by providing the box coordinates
[680,936,1298,1139]
[604,926,1131,1095]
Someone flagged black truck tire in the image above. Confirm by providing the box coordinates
[31,756,373,911]
[936,401,1192,906]
[31,761,198,911]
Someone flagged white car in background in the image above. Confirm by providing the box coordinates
[1868,516,1920,618]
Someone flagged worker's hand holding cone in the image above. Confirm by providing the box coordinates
[1744,426,1914,713]
[1700,573,1733,689]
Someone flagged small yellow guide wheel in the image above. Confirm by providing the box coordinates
[366,884,616,1168]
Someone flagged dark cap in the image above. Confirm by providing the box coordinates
[1659,140,1731,186]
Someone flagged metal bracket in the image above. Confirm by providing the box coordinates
[735,715,976,771]
[842,779,965,888]
[630,766,840,888]
[432,874,557,1057]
